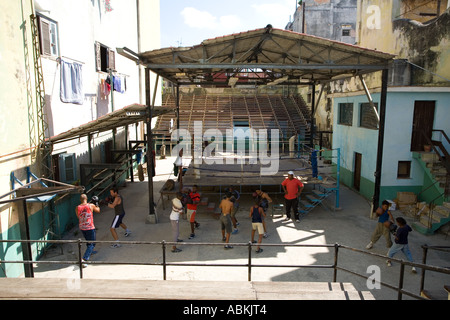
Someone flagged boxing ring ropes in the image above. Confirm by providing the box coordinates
[159,145,341,213]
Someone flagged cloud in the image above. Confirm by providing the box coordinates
[251,2,293,28]
[180,7,241,31]
[181,7,217,29]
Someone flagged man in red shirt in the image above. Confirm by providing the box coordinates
[76,194,100,267]
[187,185,201,239]
[281,171,304,222]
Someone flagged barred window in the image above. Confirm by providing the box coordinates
[338,103,353,126]
[360,102,378,129]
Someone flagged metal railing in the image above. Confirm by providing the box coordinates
[1,239,449,300]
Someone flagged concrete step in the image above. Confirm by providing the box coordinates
[0,279,375,300]
[435,205,450,218]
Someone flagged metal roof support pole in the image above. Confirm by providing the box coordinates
[359,75,380,122]
[373,69,389,211]
[310,83,316,148]
[176,84,180,139]
[145,68,156,223]
[16,190,34,278]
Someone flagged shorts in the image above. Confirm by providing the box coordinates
[220,214,232,234]
[252,222,264,235]
[187,209,196,223]
[111,213,125,228]
[231,205,239,218]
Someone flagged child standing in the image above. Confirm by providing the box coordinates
[249,199,266,254]
[366,200,394,249]
[386,217,417,273]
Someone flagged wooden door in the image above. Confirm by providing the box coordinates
[354,152,362,191]
[411,101,435,151]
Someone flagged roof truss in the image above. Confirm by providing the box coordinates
[134,27,394,87]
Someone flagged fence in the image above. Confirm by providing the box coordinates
[1,239,449,300]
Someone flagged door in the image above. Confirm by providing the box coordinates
[354,152,362,191]
[410,101,435,151]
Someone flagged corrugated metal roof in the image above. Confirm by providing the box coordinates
[46,104,174,143]
[137,27,395,86]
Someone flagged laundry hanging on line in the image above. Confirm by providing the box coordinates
[105,75,126,94]
[60,59,84,105]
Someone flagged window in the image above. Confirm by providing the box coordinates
[95,42,115,72]
[37,14,59,57]
[58,153,77,183]
[342,29,350,36]
[338,103,353,126]
[397,161,411,179]
[360,103,378,129]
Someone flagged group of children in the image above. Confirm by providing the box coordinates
[170,186,272,253]
[366,200,417,273]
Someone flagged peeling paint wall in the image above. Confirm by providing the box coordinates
[357,0,450,87]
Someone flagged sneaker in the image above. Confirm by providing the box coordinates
[256,248,263,254]
[189,233,195,239]
[124,231,131,237]
[252,240,257,244]
[232,229,239,234]
[177,239,184,242]
[295,219,300,223]
[263,233,268,238]
[386,260,392,267]
[195,222,200,229]
[111,243,121,248]
[366,241,373,249]
[171,248,182,253]
[412,267,417,273]
[81,259,88,268]
[224,245,233,249]
[222,237,226,242]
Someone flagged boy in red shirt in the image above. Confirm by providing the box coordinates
[187,185,201,239]
[281,171,304,222]
[76,194,100,266]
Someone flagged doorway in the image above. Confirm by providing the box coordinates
[410,101,435,152]
[354,152,362,191]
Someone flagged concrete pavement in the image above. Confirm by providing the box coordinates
[33,157,450,300]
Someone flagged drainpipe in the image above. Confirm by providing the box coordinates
[372,69,389,211]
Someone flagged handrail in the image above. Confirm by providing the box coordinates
[0,239,449,300]
[420,129,450,172]
[432,129,450,145]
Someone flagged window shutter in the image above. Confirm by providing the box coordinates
[39,19,51,56]
[58,153,77,183]
[95,42,101,72]
[108,49,115,70]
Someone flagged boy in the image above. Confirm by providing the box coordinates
[108,187,131,248]
[386,217,417,273]
[219,192,234,249]
[187,185,201,239]
[76,194,100,267]
[170,192,184,253]
[366,200,394,249]
[255,189,272,238]
[250,199,266,254]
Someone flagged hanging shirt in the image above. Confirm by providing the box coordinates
[60,60,84,105]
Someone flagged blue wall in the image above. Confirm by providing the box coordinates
[332,89,450,204]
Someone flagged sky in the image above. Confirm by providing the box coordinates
[160,0,298,48]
